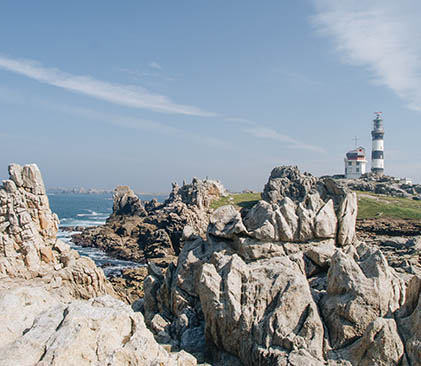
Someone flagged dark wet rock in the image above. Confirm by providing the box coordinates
[73,178,227,267]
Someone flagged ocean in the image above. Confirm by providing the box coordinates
[48,192,166,276]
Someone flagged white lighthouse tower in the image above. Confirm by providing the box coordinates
[371,112,385,175]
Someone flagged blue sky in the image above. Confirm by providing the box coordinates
[1,1,420,192]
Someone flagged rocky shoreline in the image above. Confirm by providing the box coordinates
[71,179,227,267]
[0,164,197,366]
[1,163,420,365]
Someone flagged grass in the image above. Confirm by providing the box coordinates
[211,191,421,220]
[211,192,262,210]
[357,191,421,220]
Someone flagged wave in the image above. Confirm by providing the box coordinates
[59,219,106,227]
[57,227,141,277]
[76,209,108,217]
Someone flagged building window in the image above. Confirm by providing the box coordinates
[356,161,361,166]
[348,162,352,166]
[356,168,360,172]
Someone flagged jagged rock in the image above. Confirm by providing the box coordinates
[396,276,421,365]
[143,166,419,366]
[321,246,405,349]
[243,166,356,245]
[166,177,226,210]
[262,166,318,204]
[0,163,115,299]
[336,172,421,199]
[0,163,197,365]
[111,185,147,217]
[198,253,325,364]
[73,177,226,267]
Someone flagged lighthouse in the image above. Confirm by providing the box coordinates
[371,112,385,175]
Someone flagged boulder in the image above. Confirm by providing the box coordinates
[243,166,357,245]
[321,247,405,349]
[208,205,248,240]
[0,295,197,366]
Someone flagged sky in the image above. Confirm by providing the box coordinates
[1,1,421,192]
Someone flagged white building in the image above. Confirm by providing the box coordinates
[344,147,367,179]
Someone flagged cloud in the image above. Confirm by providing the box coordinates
[312,1,421,111]
[243,126,326,153]
[225,116,326,153]
[0,85,231,149]
[149,61,162,70]
[0,55,213,116]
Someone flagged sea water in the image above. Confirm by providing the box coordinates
[48,192,165,277]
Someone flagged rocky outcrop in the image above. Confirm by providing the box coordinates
[0,163,115,299]
[111,185,147,217]
[334,172,421,199]
[143,166,420,366]
[73,177,226,267]
[0,163,197,366]
[249,166,357,246]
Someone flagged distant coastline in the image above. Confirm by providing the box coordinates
[47,188,113,195]
[47,187,169,198]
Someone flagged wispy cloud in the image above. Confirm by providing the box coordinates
[149,61,162,70]
[243,126,326,153]
[224,116,325,153]
[0,85,231,150]
[0,55,212,116]
[312,1,421,111]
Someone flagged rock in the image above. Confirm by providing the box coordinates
[396,276,421,365]
[245,166,357,245]
[198,253,325,364]
[243,200,279,242]
[111,185,147,217]
[40,246,54,263]
[21,163,46,195]
[305,240,336,269]
[336,193,357,246]
[143,166,419,366]
[330,318,405,366]
[335,172,421,200]
[208,205,248,240]
[167,177,227,210]
[74,177,226,267]
[262,166,318,204]
[321,247,405,349]
[314,200,337,239]
[0,163,116,299]
[0,295,197,366]
[8,163,23,187]
[0,285,61,349]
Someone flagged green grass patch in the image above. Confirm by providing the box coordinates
[211,192,262,210]
[357,191,421,219]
